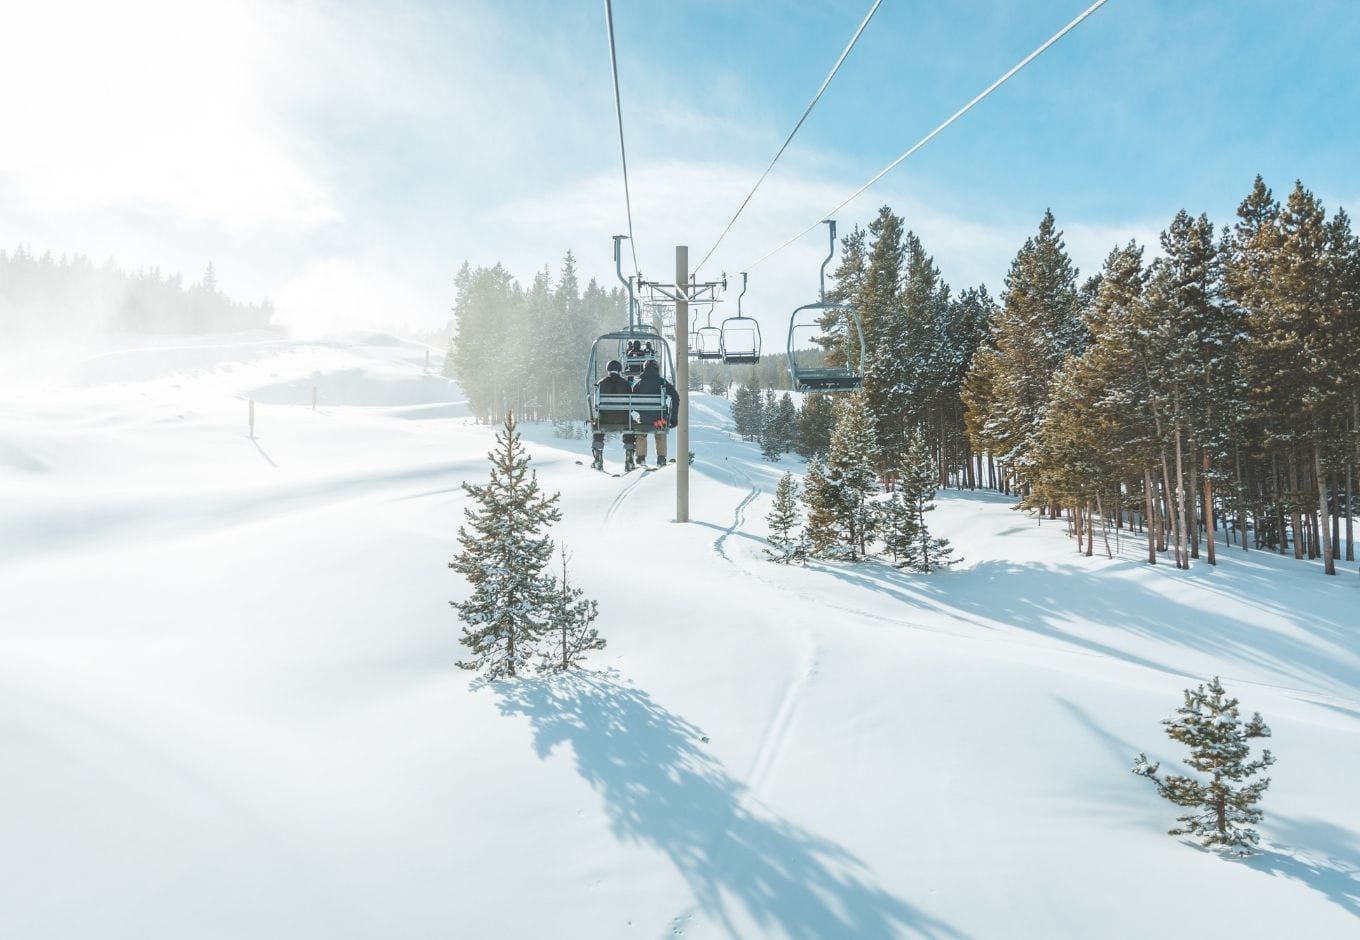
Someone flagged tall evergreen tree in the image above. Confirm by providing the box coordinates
[765,472,806,564]
[796,392,835,458]
[895,428,956,572]
[964,210,1082,492]
[1133,677,1275,854]
[801,457,844,560]
[450,413,563,678]
[818,394,880,560]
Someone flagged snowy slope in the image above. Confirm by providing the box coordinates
[1,335,1357,939]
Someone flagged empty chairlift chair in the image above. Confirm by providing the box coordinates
[693,306,724,361]
[720,272,761,365]
[785,220,865,393]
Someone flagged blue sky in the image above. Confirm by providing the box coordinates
[1,0,1356,337]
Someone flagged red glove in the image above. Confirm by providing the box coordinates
[653,418,667,430]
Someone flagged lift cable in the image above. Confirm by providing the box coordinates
[744,0,1110,271]
[693,0,884,276]
[604,0,640,277]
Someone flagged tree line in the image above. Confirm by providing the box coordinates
[0,246,273,337]
[444,253,630,426]
[963,177,1359,575]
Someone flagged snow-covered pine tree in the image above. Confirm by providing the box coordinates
[765,471,805,564]
[450,412,563,678]
[539,545,604,673]
[801,457,846,559]
[876,487,920,568]
[896,427,956,571]
[796,392,835,458]
[824,394,880,560]
[760,392,797,462]
[732,384,763,440]
[1132,676,1275,854]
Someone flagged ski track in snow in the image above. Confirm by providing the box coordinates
[664,455,824,937]
[602,466,650,528]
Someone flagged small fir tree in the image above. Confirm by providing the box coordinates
[765,472,806,563]
[877,488,920,569]
[450,412,563,678]
[896,428,956,572]
[802,457,846,559]
[1132,677,1275,854]
[539,546,605,673]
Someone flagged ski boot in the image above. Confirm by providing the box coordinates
[591,448,604,471]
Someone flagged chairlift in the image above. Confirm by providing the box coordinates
[693,304,724,361]
[585,325,676,430]
[588,234,677,432]
[719,272,761,365]
[786,220,865,393]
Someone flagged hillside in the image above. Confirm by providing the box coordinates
[1,337,1357,939]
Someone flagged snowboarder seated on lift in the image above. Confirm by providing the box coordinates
[631,358,679,468]
[591,359,640,471]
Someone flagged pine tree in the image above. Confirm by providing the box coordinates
[964,210,1082,492]
[796,392,835,458]
[1132,677,1275,854]
[876,488,920,568]
[732,384,764,440]
[801,457,845,559]
[760,392,798,461]
[539,545,604,673]
[818,395,880,560]
[765,472,806,563]
[895,427,956,571]
[450,412,563,678]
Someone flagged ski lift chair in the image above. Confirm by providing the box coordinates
[720,271,761,365]
[786,303,865,392]
[586,327,676,431]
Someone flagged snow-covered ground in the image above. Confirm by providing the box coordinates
[2,335,1357,939]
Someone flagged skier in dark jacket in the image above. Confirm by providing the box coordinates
[631,358,679,467]
[592,359,639,470]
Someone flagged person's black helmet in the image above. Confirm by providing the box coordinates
[606,359,623,374]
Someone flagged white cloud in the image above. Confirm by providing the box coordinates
[0,0,339,233]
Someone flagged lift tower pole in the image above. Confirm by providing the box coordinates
[675,245,689,523]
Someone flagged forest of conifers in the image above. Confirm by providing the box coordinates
[445,175,1358,576]
[0,247,273,337]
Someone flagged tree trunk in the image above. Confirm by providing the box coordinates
[1203,450,1217,566]
[1346,444,1355,563]
[1161,450,1183,568]
[1144,469,1157,565]
[1174,423,1191,569]
[1316,444,1336,575]
[1188,446,1201,560]
[1096,493,1112,558]
[1085,498,1094,557]
[1330,470,1340,560]
[1288,454,1304,560]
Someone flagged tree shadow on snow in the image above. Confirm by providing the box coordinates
[799,558,1360,699]
[1239,816,1360,918]
[493,671,966,939]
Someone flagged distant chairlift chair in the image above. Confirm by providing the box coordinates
[786,220,866,393]
[719,271,761,365]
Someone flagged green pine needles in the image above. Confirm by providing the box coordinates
[1133,676,1275,854]
[450,413,604,678]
